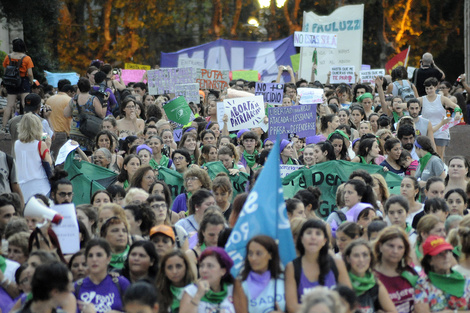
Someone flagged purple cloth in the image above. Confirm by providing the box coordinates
[280,139,290,152]
[0,287,14,313]
[345,202,374,223]
[246,271,271,299]
[92,86,117,116]
[171,193,188,213]
[297,268,336,301]
[306,135,325,145]
[188,232,198,249]
[74,275,130,313]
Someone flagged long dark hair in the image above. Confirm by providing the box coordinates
[240,235,283,280]
[296,219,331,285]
[121,241,159,282]
[344,179,378,210]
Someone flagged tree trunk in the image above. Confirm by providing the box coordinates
[230,0,242,38]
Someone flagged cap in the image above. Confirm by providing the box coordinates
[136,144,152,155]
[422,235,453,256]
[24,93,41,108]
[149,225,175,242]
[237,129,249,139]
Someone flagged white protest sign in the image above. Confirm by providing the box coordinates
[360,69,385,85]
[299,5,364,83]
[175,83,200,104]
[297,88,324,104]
[51,203,80,254]
[173,128,183,142]
[407,66,416,79]
[330,66,355,84]
[55,140,79,165]
[147,68,195,95]
[178,58,205,69]
[280,165,303,178]
[294,32,337,48]
[217,96,265,131]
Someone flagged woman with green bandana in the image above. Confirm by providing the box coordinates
[343,239,397,313]
[239,131,260,173]
[356,93,374,119]
[157,250,195,313]
[415,235,470,312]
[280,139,300,165]
[180,247,240,313]
[374,226,418,313]
[148,135,173,169]
[328,130,351,161]
[415,136,446,186]
[351,138,381,165]
[218,144,247,174]
[100,216,130,270]
[412,215,446,268]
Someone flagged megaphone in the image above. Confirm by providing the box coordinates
[24,197,63,227]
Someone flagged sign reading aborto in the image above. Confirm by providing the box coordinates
[294,31,337,48]
[217,95,265,132]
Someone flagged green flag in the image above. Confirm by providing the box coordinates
[205,161,250,201]
[156,166,185,200]
[64,152,117,205]
[282,160,403,219]
[163,96,192,125]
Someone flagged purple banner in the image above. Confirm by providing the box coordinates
[161,36,296,83]
[268,104,317,140]
[255,82,284,104]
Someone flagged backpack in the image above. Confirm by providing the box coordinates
[394,80,415,101]
[3,55,25,87]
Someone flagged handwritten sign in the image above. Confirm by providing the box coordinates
[178,58,205,69]
[196,69,229,90]
[173,128,183,142]
[297,88,324,104]
[51,203,80,254]
[125,63,151,70]
[268,104,317,140]
[120,69,146,85]
[255,83,284,104]
[175,83,200,104]
[360,69,385,85]
[147,68,195,95]
[55,140,79,165]
[232,70,259,82]
[330,66,355,84]
[280,165,303,178]
[217,96,265,131]
[294,32,338,48]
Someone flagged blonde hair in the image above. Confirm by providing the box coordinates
[123,188,149,206]
[299,286,346,313]
[18,113,42,142]
[98,203,130,231]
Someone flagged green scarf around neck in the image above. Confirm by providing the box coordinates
[170,285,184,310]
[201,282,228,304]
[428,270,466,297]
[359,156,373,164]
[0,256,6,273]
[123,180,129,189]
[243,150,257,168]
[349,271,376,295]
[419,152,432,174]
[401,269,419,286]
[110,245,130,269]
[392,111,402,123]
[150,155,170,169]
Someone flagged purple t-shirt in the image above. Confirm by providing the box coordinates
[91,86,117,116]
[0,286,14,313]
[75,275,130,313]
[171,193,188,213]
[297,268,336,301]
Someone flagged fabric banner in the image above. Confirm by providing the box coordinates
[161,36,297,83]
[255,82,284,104]
[64,152,117,205]
[299,5,364,83]
[163,96,193,125]
[385,47,410,75]
[282,160,403,219]
[268,104,317,140]
[205,161,250,200]
[44,71,80,88]
[157,167,185,199]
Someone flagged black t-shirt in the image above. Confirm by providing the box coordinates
[412,67,444,96]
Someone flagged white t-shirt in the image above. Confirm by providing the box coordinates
[183,283,235,313]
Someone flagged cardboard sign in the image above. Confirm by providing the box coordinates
[163,96,193,125]
[196,69,229,90]
[55,140,79,165]
[268,104,317,140]
[120,69,146,85]
[294,32,337,48]
[330,66,355,84]
[255,83,284,104]
[51,203,80,254]
[297,88,324,104]
[177,58,205,69]
[232,70,259,82]
[147,68,195,95]
[360,69,385,85]
[125,63,151,70]
[175,83,200,104]
[217,96,265,131]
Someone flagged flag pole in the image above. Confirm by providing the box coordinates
[405,45,411,67]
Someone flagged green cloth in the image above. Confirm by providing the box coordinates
[157,167,185,200]
[285,158,294,165]
[170,285,184,310]
[0,256,6,273]
[327,129,349,141]
[123,180,129,189]
[205,161,250,201]
[243,150,258,168]
[110,245,130,270]
[419,152,432,174]
[359,156,373,164]
[200,243,207,251]
[149,155,170,169]
[401,270,419,286]
[191,154,196,164]
[405,223,413,234]
[201,283,228,304]
[392,111,402,123]
[428,270,466,297]
[349,271,376,296]
[357,92,373,103]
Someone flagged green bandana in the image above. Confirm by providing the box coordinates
[405,223,413,235]
[243,150,258,168]
[123,180,129,189]
[200,243,207,252]
[201,283,228,304]
[285,158,294,165]
[150,155,170,169]
[170,285,184,310]
[349,271,376,296]
[428,270,466,297]
[357,93,373,103]
[419,152,432,174]
[0,256,6,273]
[191,154,196,164]
[359,156,373,164]
[327,129,349,141]
[401,270,419,286]
[392,111,402,123]
[110,245,130,269]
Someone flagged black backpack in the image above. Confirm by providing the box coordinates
[3,55,25,88]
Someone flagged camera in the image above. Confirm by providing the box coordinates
[98,83,107,96]
[282,66,288,72]
[112,68,119,75]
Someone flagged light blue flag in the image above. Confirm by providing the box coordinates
[225,138,297,276]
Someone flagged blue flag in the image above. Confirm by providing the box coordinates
[225,138,297,276]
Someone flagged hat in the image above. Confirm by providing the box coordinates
[422,235,453,256]
[136,144,152,155]
[237,129,249,139]
[199,90,205,100]
[24,93,41,108]
[345,202,374,223]
[280,139,291,152]
[200,247,234,275]
[149,225,175,242]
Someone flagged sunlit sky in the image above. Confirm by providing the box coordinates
[258,0,287,8]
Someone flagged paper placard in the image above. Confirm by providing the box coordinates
[51,203,80,254]
[125,63,151,70]
[297,88,324,104]
[407,66,416,79]
[360,69,385,85]
[196,69,230,90]
[217,96,265,131]
[280,165,303,178]
[330,66,355,84]
[178,58,205,69]
[120,69,146,85]
[147,68,195,95]
[173,128,183,142]
[175,83,200,104]
[55,140,79,165]
[232,70,259,82]
[255,83,284,104]
[294,32,338,48]
[268,104,317,140]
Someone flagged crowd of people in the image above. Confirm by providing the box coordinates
[1,38,470,313]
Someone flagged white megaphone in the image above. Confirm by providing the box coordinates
[24,197,63,227]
